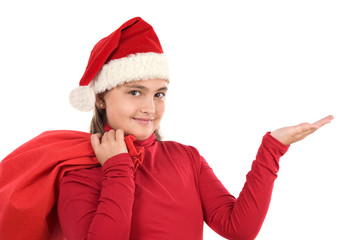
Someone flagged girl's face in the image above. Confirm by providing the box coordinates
[101,78,168,140]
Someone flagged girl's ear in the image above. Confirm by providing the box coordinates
[96,93,106,109]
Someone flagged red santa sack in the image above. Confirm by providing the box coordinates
[0,130,99,240]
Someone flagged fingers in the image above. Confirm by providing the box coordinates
[108,129,115,141]
[92,129,123,146]
[101,130,116,143]
[91,133,101,151]
[296,115,334,132]
[311,115,334,129]
[116,129,124,142]
[271,115,333,145]
[294,115,334,141]
[90,129,128,165]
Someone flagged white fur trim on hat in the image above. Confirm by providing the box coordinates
[69,86,96,112]
[90,52,169,94]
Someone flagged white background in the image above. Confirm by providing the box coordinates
[0,1,359,239]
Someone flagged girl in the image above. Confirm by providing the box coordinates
[62,17,333,239]
[0,17,333,240]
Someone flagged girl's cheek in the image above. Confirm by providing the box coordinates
[156,102,165,113]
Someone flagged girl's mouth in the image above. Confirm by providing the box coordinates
[133,118,153,125]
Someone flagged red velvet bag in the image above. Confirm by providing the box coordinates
[0,130,99,239]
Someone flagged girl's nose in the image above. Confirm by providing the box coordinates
[140,97,155,114]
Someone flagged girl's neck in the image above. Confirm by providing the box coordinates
[103,123,156,147]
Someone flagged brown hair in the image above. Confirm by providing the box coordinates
[89,105,107,135]
[89,93,163,141]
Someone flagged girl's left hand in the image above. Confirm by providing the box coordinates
[270,115,334,145]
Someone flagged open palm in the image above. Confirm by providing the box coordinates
[270,115,334,145]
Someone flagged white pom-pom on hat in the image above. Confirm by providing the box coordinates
[69,86,95,112]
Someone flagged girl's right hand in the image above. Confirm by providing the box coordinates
[91,129,129,165]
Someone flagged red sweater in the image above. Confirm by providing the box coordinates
[58,132,289,240]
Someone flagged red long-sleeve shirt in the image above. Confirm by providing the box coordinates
[57,132,289,240]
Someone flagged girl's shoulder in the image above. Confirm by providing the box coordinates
[158,140,202,160]
[62,165,103,190]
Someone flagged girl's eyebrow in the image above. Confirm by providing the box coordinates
[124,84,168,91]
[124,84,146,89]
[157,87,168,91]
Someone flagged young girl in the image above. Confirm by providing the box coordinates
[0,17,333,240]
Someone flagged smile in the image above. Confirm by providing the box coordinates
[133,118,153,125]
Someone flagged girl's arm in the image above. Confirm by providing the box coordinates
[57,154,135,240]
[58,129,135,240]
[200,132,287,240]
[199,115,333,240]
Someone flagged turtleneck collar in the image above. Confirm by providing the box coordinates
[133,134,156,147]
[103,122,157,173]
[104,123,156,148]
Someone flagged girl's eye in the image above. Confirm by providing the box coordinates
[129,90,141,96]
[155,92,165,98]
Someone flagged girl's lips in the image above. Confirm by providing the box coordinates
[133,118,153,125]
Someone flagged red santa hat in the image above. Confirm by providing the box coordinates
[69,17,169,111]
